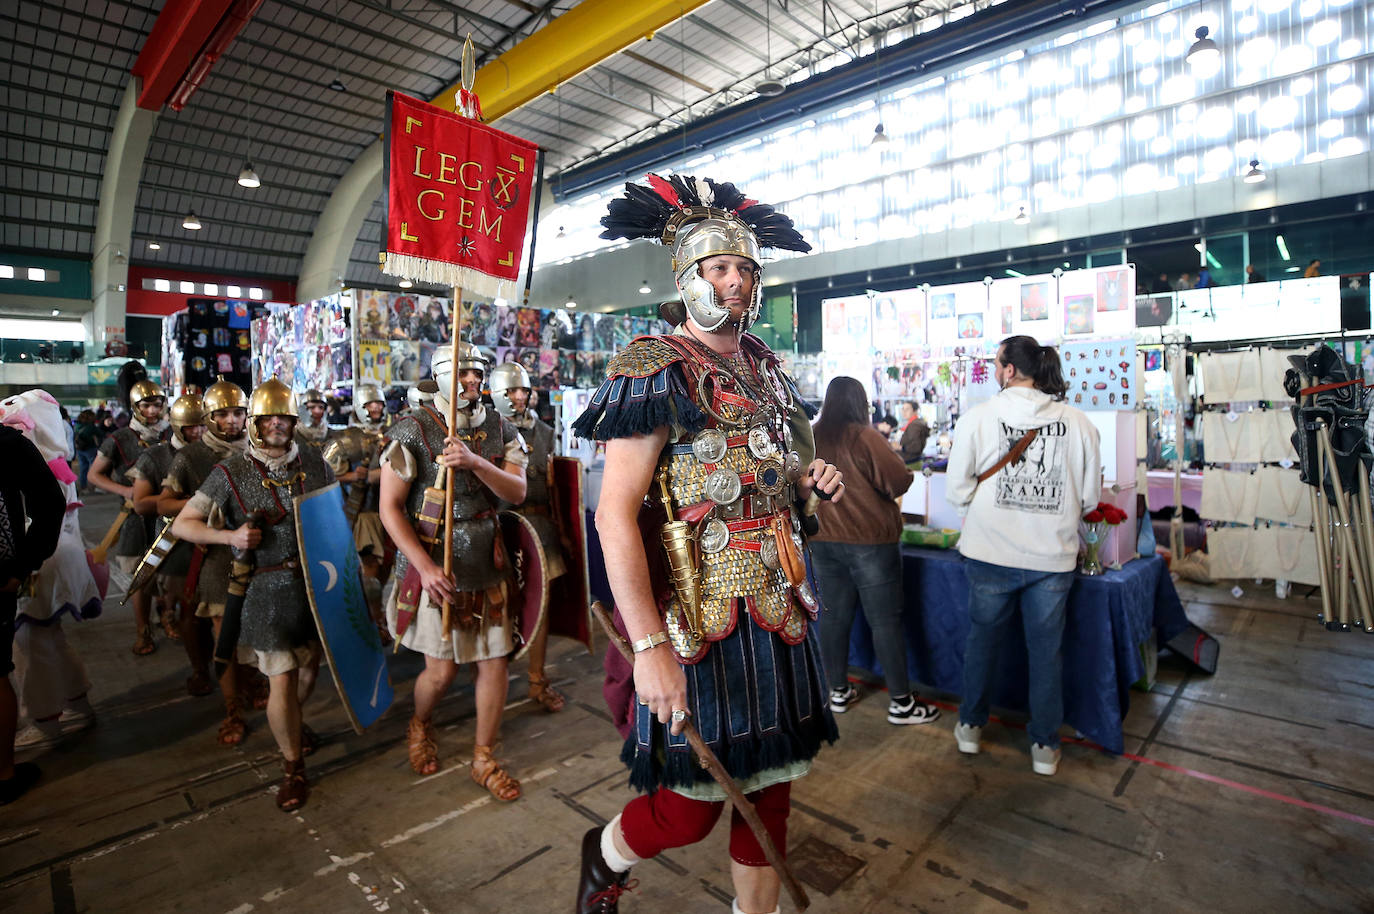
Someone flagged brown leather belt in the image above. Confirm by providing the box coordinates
[253,559,303,578]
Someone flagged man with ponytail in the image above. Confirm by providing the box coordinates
[945,335,1101,776]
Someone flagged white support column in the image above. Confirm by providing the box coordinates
[297,140,384,304]
[92,79,158,353]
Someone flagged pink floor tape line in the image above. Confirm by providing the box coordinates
[880,688,1374,830]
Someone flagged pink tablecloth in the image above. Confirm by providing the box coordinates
[1146,469,1203,512]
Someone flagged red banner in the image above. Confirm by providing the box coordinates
[382,91,539,299]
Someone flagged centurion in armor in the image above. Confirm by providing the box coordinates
[571,173,840,914]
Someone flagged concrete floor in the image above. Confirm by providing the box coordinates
[3,490,1373,913]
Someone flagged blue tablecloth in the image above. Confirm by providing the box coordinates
[848,548,1192,754]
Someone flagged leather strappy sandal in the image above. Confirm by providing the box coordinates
[406,716,439,776]
[471,745,520,802]
[527,674,566,713]
[217,698,246,746]
[132,628,156,656]
[160,608,181,641]
[276,757,309,812]
[300,723,320,757]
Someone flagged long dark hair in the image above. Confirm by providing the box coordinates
[814,376,871,436]
[999,335,1068,399]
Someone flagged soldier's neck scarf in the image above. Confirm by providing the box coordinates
[203,428,248,457]
[248,440,299,471]
[510,409,536,430]
[128,416,169,444]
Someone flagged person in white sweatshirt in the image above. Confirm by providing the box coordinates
[945,335,1101,776]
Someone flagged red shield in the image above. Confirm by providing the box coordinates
[500,510,548,658]
[546,455,593,653]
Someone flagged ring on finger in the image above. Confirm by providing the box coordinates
[671,708,688,723]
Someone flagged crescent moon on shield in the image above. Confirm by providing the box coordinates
[319,560,338,592]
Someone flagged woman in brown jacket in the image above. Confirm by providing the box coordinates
[811,377,940,724]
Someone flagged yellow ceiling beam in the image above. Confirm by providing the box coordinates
[431,0,715,122]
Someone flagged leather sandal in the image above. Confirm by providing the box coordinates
[276,757,309,812]
[528,674,566,713]
[160,607,181,641]
[185,671,214,697]
[217,698,246,747]
[406,716,439,776]
[300,723,320,757]
[131,628,156,656]
[471,745,520,802]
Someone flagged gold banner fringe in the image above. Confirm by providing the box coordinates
[380,252,514,301]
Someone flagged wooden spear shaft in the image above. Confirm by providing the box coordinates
[441,289,465,635]
[590,601,810,912]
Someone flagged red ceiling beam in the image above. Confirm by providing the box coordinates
[131,0,263,112]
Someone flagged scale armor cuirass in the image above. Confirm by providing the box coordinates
[385,405,513,594]
[201,447,333,651]
[599,336,819,664]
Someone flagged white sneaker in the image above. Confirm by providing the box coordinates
[828,684,859,714]
[14,720,64,749]
[1031,743,1061,776]
[953,722,981,754]
[60,708,96,731]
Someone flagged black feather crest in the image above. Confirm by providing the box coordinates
[599,173,811,254]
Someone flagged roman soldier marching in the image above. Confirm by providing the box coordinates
[87,379,170,656]
[489,362,570,713]
[172,378,333,812]
[160,377,255,745]
[129,393,210,695]
[323,383,390,639]
[570,174,842,914]
[378,342,528,802]
[295,388,331,448]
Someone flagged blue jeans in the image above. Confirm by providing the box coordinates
[77,448,97,490]
[959,558,1075,748]
[811,541,911,698]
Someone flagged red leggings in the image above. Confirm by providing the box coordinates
[618,781,791,867]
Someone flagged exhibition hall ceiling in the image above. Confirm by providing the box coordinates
[0,0,967,288]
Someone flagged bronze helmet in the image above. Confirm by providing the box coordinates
[203,376,249,415]
[168,394,206,444]
[247,377,297,448]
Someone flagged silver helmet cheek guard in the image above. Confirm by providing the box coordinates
[676,267,763,333]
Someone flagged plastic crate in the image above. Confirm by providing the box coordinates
[901,525,961,549]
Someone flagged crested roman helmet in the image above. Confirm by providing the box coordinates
[168,394,206,443]
[430,340,488,401]
[203,376,249,415]
[247,377,297,447]
[598,173,811,332]
[487,361,532,418]
[127,379,166,409]
[353,383,385,424]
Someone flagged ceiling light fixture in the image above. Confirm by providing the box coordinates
[756,2,785,97]
[1186,26,1221,72]
[182,210,202,230]
[398,278,413,289]
[237,163,261,188]
[1014,206,1030,225]
[638,282,651,294]
[147,240,161,250]
[556,225,566,238]
[871,123,890,145]
[328,78,347,92]
[1242,159,1266,183]
[565,297,578,309]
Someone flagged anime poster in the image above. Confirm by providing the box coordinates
[872,295,900,344]
[388,294,418,338]
[1020,282,1050,321]
[575,351,596,388]
[414,297,451,343]
[357,340,390,387]
[558,350,577,386]
[533,349,558,387]
[577,313,599,351]
[594,315,617,350]
[470,301,499,347]
[1064,294,1095,334]
[358,293,389,340]
[628,317,648,340]
[1136,294,1172,328]
[957,312,984,339]
[495,346,518,369]
[294,346,314,391]
[1096,269,1132,311]
[612,316,633,348]
[542,309,572,350]
[516,347,541,378]
[1001,305,1013,334]
[418,342,437,380]
[331,342,352,384]
[591,351,607,384]
[930,293,956,320]
[516,308,542,346]
[495,304,519,346]
[391,341,421,382]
